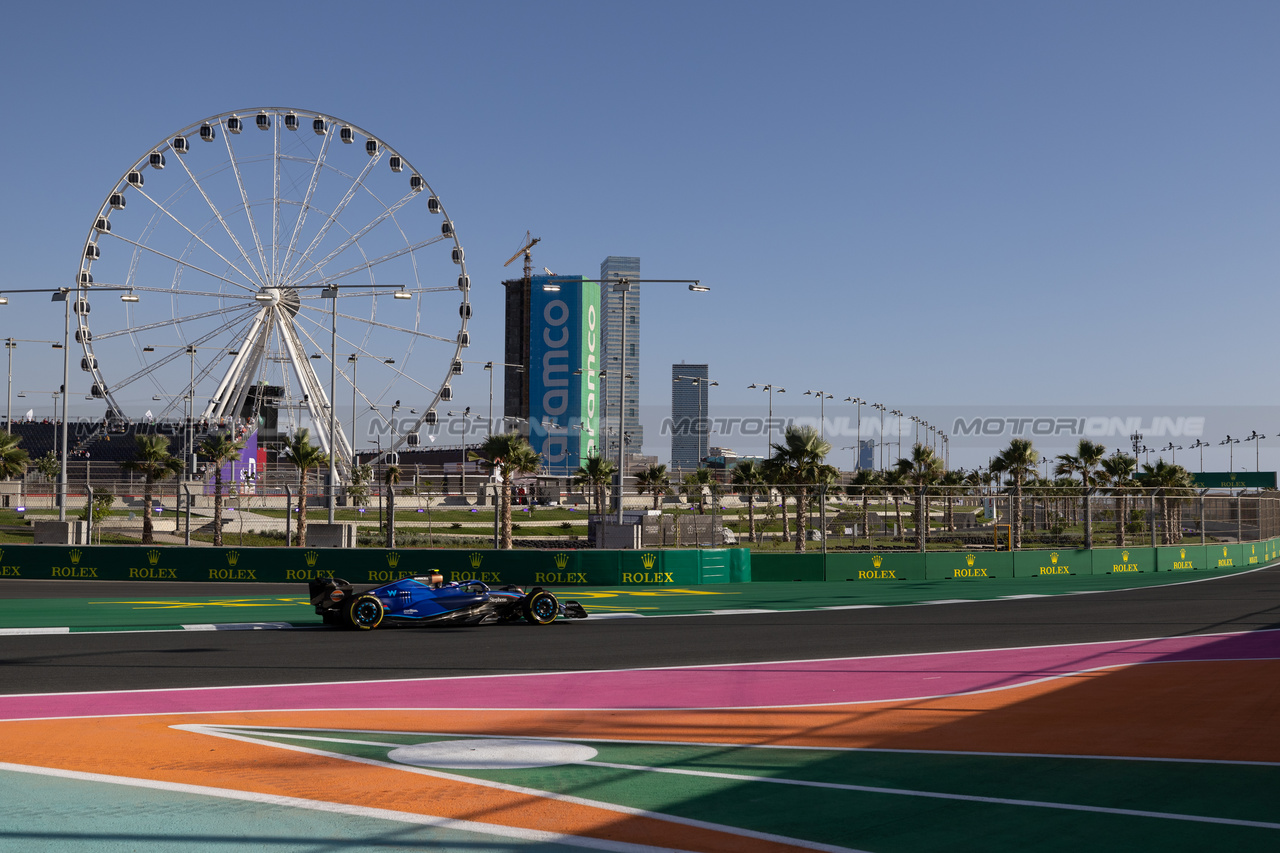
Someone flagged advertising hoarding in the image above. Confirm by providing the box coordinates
[528,275,601,474]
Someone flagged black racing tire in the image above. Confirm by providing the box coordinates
[344,594,385,630]
[522,590,558,625]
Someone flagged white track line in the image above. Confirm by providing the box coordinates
[0,761,712,853]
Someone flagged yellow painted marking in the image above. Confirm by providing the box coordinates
[88,598,310,610]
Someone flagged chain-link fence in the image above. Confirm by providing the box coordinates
[709,484,1280,552]
[4,473,1277,552]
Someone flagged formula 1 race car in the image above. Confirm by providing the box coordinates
[308,572,588,630]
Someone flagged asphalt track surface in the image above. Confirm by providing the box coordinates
[3,566,1279,695]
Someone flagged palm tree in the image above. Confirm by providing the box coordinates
[1055,439,1107,548]
[762,455,791,544]
[383,465,401,548]
[634,463,671,511]
[680,467,718,515]
[472,432,542,549]
[731,459,767,544]
[198,431,246,547]
[939,468,966,532]
[847,468,883,543]
[573,452,616,522]
[1140,459,1194,545]
[282,429,329,547]
[882,468,908,542]
[121,434,184,544]
[991,438,1039,549]
[0,432,29,480]
[771,424,833,552]
[896,443,944,551]
[1100,452,1138,547]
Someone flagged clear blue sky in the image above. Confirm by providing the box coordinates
[2,1,1278,471]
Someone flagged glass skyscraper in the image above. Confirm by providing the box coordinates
[599,256,642,469]
[671,363,709,471]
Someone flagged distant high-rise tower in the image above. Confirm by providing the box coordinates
[600,256,642,466]
[671,363,708,471]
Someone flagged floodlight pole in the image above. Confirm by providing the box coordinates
[53,290,70,523]
[327,288,337,524]
[5,339,15,436]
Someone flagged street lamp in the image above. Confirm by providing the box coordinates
[676,375,717,468]
[477,360,525,436]
[50,289,71,521]
[871,403,887,469]
[1189,438,1209,472]
[1245,431,1265,472]
[748,383,785,454]
[844,397,864,470]
[141,343,239,476]
[890,409,904,463]
[3,338,58,436]
[803,390,833,443]
[346,354,397,470]
[1220,435,1239,470]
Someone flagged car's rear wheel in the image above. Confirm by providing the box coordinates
[523,590,558,625]
[345,594,385,630]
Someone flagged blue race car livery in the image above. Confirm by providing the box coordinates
[309,572,587,630]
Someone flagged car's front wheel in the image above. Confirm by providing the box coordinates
[345,594,385,630]
[522,590,558,625]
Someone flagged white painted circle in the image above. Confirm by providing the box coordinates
[388,738,597,769]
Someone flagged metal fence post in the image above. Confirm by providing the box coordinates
[285,484,293,546]
[1237,492,1243,543]
[86,485,94,545]
[1150,494,1157,546]
[820,483,828,563]
[1200,491,1206,546]
[183,484,192,547]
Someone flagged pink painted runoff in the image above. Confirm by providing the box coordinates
[4,629,1277,720]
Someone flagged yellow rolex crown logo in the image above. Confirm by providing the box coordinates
[386,551,401,568]
[226,550,240,567]
[1122,550,1129,562]
[69,549,82,565]
[872,555,884,568]
[469,552,484,569]
[1180,549,1186,560]
[1050,552,1059,564]
[1223,546,1229,557]
[147,550,161,566]
[554,552,569,569]
[304,550,319,568]
[640,553,657,570]
[965,554,975,567]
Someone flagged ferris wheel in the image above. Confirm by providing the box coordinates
[74,107,469,479]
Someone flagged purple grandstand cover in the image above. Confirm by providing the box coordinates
[205,429,258,495]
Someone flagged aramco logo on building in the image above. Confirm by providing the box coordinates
[528,275,600,472]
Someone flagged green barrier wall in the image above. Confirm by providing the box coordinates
[0,544,749,586]
[825,552,927,582]
[750,553,825,582]
[1157,545,1207,572]
[3,539,1269,588]
[926,550,1014,580]
[1013,548,1092,578]
[1091,547,1150,575]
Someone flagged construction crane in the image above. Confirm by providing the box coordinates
[503,232,541,286]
